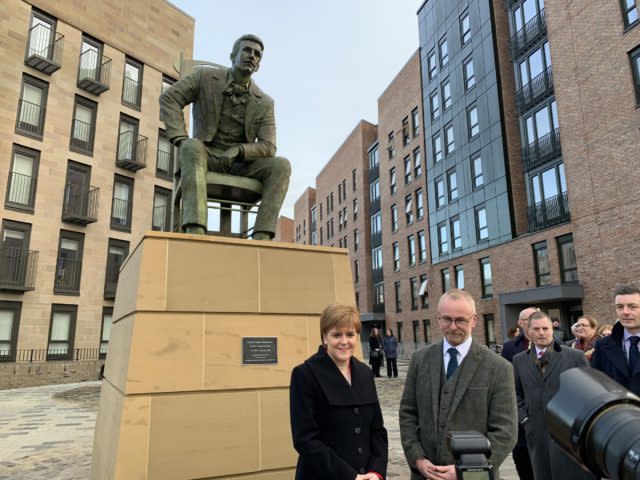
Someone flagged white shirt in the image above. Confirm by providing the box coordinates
[535,347,547,358]
[443,336,472,370]
[623,330,640,361]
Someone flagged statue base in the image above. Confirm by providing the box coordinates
[90,232,358,480]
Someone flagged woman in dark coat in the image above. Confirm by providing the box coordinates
[382,329,398,378]
[369,328,383,377]
[289,304,388,480]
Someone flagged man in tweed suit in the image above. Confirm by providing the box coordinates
[399,289,517,479]
[160,34,290,239]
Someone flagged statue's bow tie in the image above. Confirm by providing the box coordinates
[224,83,250,106]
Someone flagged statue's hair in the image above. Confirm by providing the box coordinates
[231,34,264,58]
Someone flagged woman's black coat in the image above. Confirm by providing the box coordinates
[289,346,388,480]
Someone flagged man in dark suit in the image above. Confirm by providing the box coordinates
[399,289,517,480]
[513,310,595,480]
[160,34,290,239]
[501,306,538,480]
[592,284,640,396]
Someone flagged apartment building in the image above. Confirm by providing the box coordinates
[0,0,194,387]
[293,187,315,245]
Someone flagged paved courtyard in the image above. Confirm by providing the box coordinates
[0,360,517,479]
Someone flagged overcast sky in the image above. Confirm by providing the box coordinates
[170,0,422,218]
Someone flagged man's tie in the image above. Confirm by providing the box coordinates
[537,350,547,374]
[629,336,639,372]
[446,347,459,380]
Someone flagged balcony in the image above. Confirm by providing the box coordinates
[111,198,131,230]
[371,231,382,248]
[515,67,554,114]
[117,131,147,171]
[70,119,95,154]
[527,191,570,232]
[370,196,381,214]
[62,184,99,225]
[152,204,170,232]
[16,99,45,137]
[104,258,120,300]
[373,302,385,313]
[509,9,547,60]
[54,257,82,293]
[372,267,384,284]
[521,128,562,171]
[122,77,141,108]
[24,24,63,74]
[77,50,112,95]
[5,172,36,210]
[369,163,380,181]
[156,150,172,178]
[0,248,38,292]
[503,0,517,9]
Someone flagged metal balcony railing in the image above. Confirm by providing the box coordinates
[503,0,517,10]
[24,24,63,74]
[77,50,112,95]
[515,67,554,114]
[509,9,547,60]
[0,248,38,292]
[152,205,170,231]
[0,348,104,363]
[62,184,99,225]
[117,131,147,171]
[370,196,381,214]
[156,150,172,177]
[16,99,45,136]
[371,231,382,248]
[6,172,36,208]
[70,119,94,153]
[372,267,384,284]
[54,257,82,293]
[104,257,121,299]
[369,163,380,181]
[111,198,131,229]
[373,302,385,313]
[122,77,141,107]
[527,191,570,232]
[521,128,562,171]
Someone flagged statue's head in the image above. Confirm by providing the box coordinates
[230,34,264,75]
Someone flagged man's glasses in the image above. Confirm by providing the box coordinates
[438,316,472,327]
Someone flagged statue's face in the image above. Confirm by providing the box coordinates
[231,40,262,75]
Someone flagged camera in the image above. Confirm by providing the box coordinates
[546,367,640,480]
[448,431,495,480]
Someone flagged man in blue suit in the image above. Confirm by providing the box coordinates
[592,284,640,396]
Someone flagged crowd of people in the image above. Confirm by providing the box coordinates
[287,284,640,479]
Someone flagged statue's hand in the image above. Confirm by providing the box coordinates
[219,146,241,171]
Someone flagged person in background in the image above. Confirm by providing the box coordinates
[597,323,613,338]
[507,326,521,339]
[289,303,388,480]
[382,329,398,378]
[369,328,383,378]
[570,316,599,363]
[552,319,569,343]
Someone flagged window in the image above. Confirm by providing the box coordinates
[394,281,402,312]
[27,9,57,63]
[390,167,397,195]
[78,35,104,85]
[423,319,432,343]
[111,175,134,231]
[533,241,551,286]
[54,230,84,294]
[404,156,412,184]
[1,220,32,290]
[438,223,449,255]
[413,149,422,178]
[393,242,400,271]
[117,114,142,166]
[411,107,420,137]
[631,46,640,104]
[374,282,384,306]
[416,188,424,219]
[419,274,429,308]
[408,235,416,266]
[100,307,113,358]
[476,206,488,241]
[355,292,359,309]
[387,132,395,159]
[62,160,94,223]
[622,0,639,28]
[152,186,171,231]
[338,183,342,204]
[428,50,438,80]
[439,37,449,67]
[391,204,398,232]
[530,163,567,206]
[0,302,21,361]
[430,91,440,121]
[484,314,496,345]
[354,229,359,251]
[418,230,427,263]
[70,95,97,155]
[441,268,451,293]
[353,199,358,220]
[447,170,458,201]
[411,277,419,310]
[557,234,578,283]
[451,216,462,250]
[524,101,559,150]
[397,322,403,343]
[433,133,443,163]
[47,304,76,360]
[402,117,410,146]
[122,56,143,108]
[442,79,452,110]
[156,130,175,180]
[468,105,479,138]
[16,74,48,138]
[455,265,464,289]
[370,179,380,202]
[330,193,334,212]
[405,195,414,225]
[354,260,359,284]
[519,42,552,89]
[480,257,493,298]
[371,212,382,237]
[445,124,455,155]
[463,56,475,90]
[460,11,471,45]
[513,0,544,32]
[352,169,357,192]
[5,144,39,211]
[472,154,484,188]
[436,177,446,208]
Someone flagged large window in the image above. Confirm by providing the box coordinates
[463,56,475,90]
[418,230,427,263]
[27,9,57,62]
[413,149,422,178]
[372,246,383,271]
[436,177,446,208]
[389,167,397,195]
[467,105,479,138]
[476,206,489,241]
[156,130,175,180]
[70,95,97,155]
[100,307,113,358]
[152,186,171,231]
[445,124,455,155]
[438,223,449,255]
[416,188,424,219]
[393,242,400,271]
[524,101,558,146]
[54,230,84,294]
[391,204,398,232]
[122,56,143,108]
[631,46,640,104]
[533,241,551,286]
[530,163,567,205]
[460,11,471,45]
[111,175,134,231]
[407,235,416,266]
[439,37,449,67]
[1,220,32,290]
[622,0,639,28]
[371,212,382,237]
[557,234,578,283]
[428,50,438,80]
[519,42,551,88]
[447,170,458,201]
[0,302,21,361]
[451,216,462,250]
[455,265,465,289]
[442,79,452,110]
[374,282,384,306]
[104,238,129,299]
[79,35,103,84]
[433,133,443,164]
[47,304,76,360]
[411,107,420,137]
[411,277,419,310]
[472,154,484,188]
[430,91,440,121]
[405,195,414,225]
[480,257,493,298]
[16,74,48,138]
[5,145,39,211]
[441,268,451,293]
[370,178,380,202]
[117,114,140,164]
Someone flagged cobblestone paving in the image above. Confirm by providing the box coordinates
[0,361,517,479]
